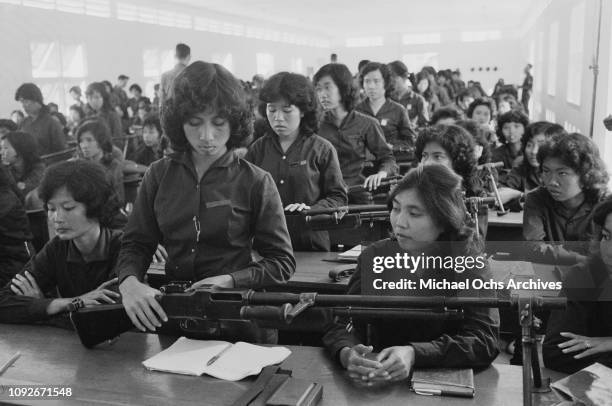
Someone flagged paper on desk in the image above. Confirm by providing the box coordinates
[337,245,362,260]
[551,363,612,406]
[142,337,291,381]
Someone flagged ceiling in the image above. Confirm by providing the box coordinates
[168,0,547,37]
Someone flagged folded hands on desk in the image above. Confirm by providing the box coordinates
[340,344,415,385]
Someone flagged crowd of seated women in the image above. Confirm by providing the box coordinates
[0,55,610,381]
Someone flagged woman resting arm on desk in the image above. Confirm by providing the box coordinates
[323,164,499,384]
[116,62,295,337]
[0,160,122,323]
[543,197,612,373]
[244,72,347,251]
[523,133,609,265]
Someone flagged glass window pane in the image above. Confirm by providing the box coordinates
[31,41,61,78]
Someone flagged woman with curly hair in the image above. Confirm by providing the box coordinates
[524,133,609,264]
[323,164,499,383]
[0,160,123,323]
[0,131,45,199]
[245,72,347,251]
[466,98,495,129]
[116,62,295,341]
[76,119,124,205]
[492,110,530,174]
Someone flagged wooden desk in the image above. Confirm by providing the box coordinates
[0,325,564,405]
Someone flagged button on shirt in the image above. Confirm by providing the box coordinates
[318,110,397,187]
[116,150,295,288]
[245,132,348,251]
[0,227,122,323]
[355,98,416,149]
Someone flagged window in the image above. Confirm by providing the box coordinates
[402,33,441,45]
[212,53,234,73]
[547,22,558,96]
[566,0,585,105]
[460,31,501,42]
[545,109,556,123]
[535,31,544,93]
[563,121,580,133]
[345,36,384,47]
[256,53,274,76]
[402,53,439,73]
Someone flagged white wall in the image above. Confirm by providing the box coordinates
[0,3,327,115]
[522,0,612,165]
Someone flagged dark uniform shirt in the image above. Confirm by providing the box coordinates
[318,110,397,188]
[87,109,123,139]
[502,157,541,192]
[322,238,499,368]
[394,90,428,128]
[19,110,67,155]
[0,227,121,323]
[245,132,347,251]
[354,98,416,149]
[116,150,295,288]
[134,145,161,167]
[523,187,602,264]
[8,161,45,198]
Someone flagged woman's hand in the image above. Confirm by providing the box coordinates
[152,244,168,263]
[188,275,234,290]
[340,345,383,384]
[119,276,167,332]
[78,278,121,306]
[374,345,415,382]
[363,171,387,191]
[284,203,311,212]
[10,271,43,298]
[559,332,612,359]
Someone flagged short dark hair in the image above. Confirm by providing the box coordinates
[162,61,252,152]
[0,131,42,175]
[129,84,142,94]
[118,74,129,80]
[313,63,357,111]
[388,164,480,250]
[69,104,86,121]
[39,160,121,227]
[467,98,494,119]
[359,62,392,96]
[258,72,318,136]
[85,82,112,112]
[69,86,82,96]
[415,124,479,194]
[521,121,552,151]
[357,59,370,73]
[430,107,462,125]
[143,114,162,135]
[15,83,43,105]
[0,119,18,132]
[154,83,160,91]
[176,43,190,59]
[496,110,529,144]
[76,119,115,164]
[387,60,409,79]
[456,119,492,165]
[537,133,609,204]
[544,123,568,138]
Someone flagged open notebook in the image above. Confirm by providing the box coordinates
[142,337,291,381]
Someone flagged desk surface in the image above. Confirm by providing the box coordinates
[0,325,564,406]
[487,211,523,227]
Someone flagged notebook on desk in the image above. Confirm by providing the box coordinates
[411,368,475,398]
[142,337,291,381]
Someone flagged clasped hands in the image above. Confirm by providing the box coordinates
[340,344,415,385]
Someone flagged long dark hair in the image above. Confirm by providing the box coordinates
[1,131,42,176]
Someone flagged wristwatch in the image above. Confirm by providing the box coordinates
[67,297,85,312]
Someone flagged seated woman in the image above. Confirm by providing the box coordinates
[0,160,122,323]
[0,131,45,200]
[415,124,489,236]
[354,62,415,152]
[502,121,553,194]
[85,82,123,141]
[314,63,397,204]
[0,166,33,286]
[543,197,612,373]
[429,107,462,126]
[244,72,347,251]
[76,119,125,205]
[466,98,495,131]
[415,72,440,118]
[116,62,295,341]
[492,110,529,178]
[524,133,609,264]
[132,114,163,167]
[323,164,499,383]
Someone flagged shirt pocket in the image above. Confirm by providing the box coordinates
[200,199,233,246]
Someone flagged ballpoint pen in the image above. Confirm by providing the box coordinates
[206,344,232,366]
[414,388,474,398]
[0,352,21,376]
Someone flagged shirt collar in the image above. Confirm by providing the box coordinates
[67,227,112,263]
[323,109,355,129]
[170,149,237,169]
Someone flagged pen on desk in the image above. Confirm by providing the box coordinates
[0,352,21,375]
[206,344,232,366]
[414,388,473,398]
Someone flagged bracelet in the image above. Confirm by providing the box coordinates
[67,297,85,312]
